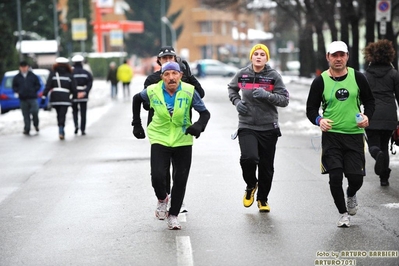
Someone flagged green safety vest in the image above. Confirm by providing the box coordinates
[321,67,363,134]
[147,81,194,147]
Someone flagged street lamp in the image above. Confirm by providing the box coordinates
[161,16,176,51]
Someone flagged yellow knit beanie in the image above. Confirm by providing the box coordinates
[249,44,270,60]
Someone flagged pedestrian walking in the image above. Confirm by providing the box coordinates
[12,61,41,135]
[142,46,205,213]
[306,41,375,227]
[71,54,93,135]
[363,39,399,186]
[42,57,77,140]
[228,43,289,213]
[107,61,118,99]
[117,59,133,99]
[131,62,210,230]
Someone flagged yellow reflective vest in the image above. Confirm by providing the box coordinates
[116,63,133,83]
[147,81,194,147]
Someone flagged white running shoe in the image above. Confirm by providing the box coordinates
[337,212,350,227]
[347,195,358,216]
[155,196,168,220]
[167,215,181,230]
[180,202,188,213]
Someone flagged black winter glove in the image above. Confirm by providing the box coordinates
[185,122,203,138]
[133,124,146,139]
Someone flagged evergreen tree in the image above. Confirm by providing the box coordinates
[59,0,93,57]
[124,0,171,57]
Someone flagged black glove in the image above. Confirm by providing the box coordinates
[236,100,248,114]
[185,122,203,138]
[40,97,46,105]
[133,124,146,139]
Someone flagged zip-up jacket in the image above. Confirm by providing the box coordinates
[146,81,195,147]
[12,71,41,100]
[364,63,399,130]
[72,64,93,103]
[44,67,77,106]
[228,64,289,131]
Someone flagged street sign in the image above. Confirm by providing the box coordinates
[93,21,144,33]
[71,18,87,41]
[376,0,391,22]
[110,30,123,47]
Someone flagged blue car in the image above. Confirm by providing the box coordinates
[0,69,50,114]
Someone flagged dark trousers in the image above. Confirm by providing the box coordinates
[72,101,87,132]
[150,144,192,216]
[238,128,278,202]
[329,168,363,214]
[20,99,39,132]
[365,129,392,178]
[122,82,130,98]
[53,105,69,127]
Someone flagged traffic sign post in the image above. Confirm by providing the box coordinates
[376,0,391,36]
[376,0,391,22]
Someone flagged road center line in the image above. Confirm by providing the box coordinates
[176,236,194,266]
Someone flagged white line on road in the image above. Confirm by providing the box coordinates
[176,236,194,266]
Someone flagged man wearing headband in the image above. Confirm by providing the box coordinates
[228,43,289,213]
[131,61,211,230]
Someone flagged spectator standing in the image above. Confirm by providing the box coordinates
[71,54,93,135]
[12,61,41,135]
[131,62,210,230]
[306,41,375,227]
[228,44,289,213]
[107,61,118,99]
[363,39,399,186]
[117,59,133,99]
[42,57,77,140]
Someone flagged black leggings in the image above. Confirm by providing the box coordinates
[329,168,363,214]
[150,144,192,216]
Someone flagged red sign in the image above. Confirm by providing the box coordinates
[93,20,144,33]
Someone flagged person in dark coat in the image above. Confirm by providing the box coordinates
[71,54,93,135]
[12,61,41,135]
[107,61,118,99]
[363,39,399,186]
[42,57,77,140]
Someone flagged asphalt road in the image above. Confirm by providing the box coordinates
[0,75,398,266]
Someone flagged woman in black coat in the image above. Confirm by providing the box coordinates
[363,39,399,186]
[43,57,77,140]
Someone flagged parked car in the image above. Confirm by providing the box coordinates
[190,59,239,77]
[0,68,50,114]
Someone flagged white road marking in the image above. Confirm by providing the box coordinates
[176,236,194,266]
[382,203,399,209]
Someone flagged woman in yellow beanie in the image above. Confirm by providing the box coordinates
[228,43,289,212]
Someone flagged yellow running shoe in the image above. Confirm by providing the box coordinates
[257,200,270,212]
[243,184,257,207]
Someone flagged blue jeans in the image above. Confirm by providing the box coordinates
[20,98,39,133]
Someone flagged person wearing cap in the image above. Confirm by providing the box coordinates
[116,59,133,99]
[71,54,93,135]
[12,61,41,135]
[228,43,289,213]
[131,61,210,230]
[142,46,205,213]
[306,41,375,227]
[42,57,77,140]
[144,46,204,100]
[363,39,399,187]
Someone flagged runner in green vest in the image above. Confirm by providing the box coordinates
[131,62,210,230]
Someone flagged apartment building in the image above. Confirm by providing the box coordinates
[168,0,273,64]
